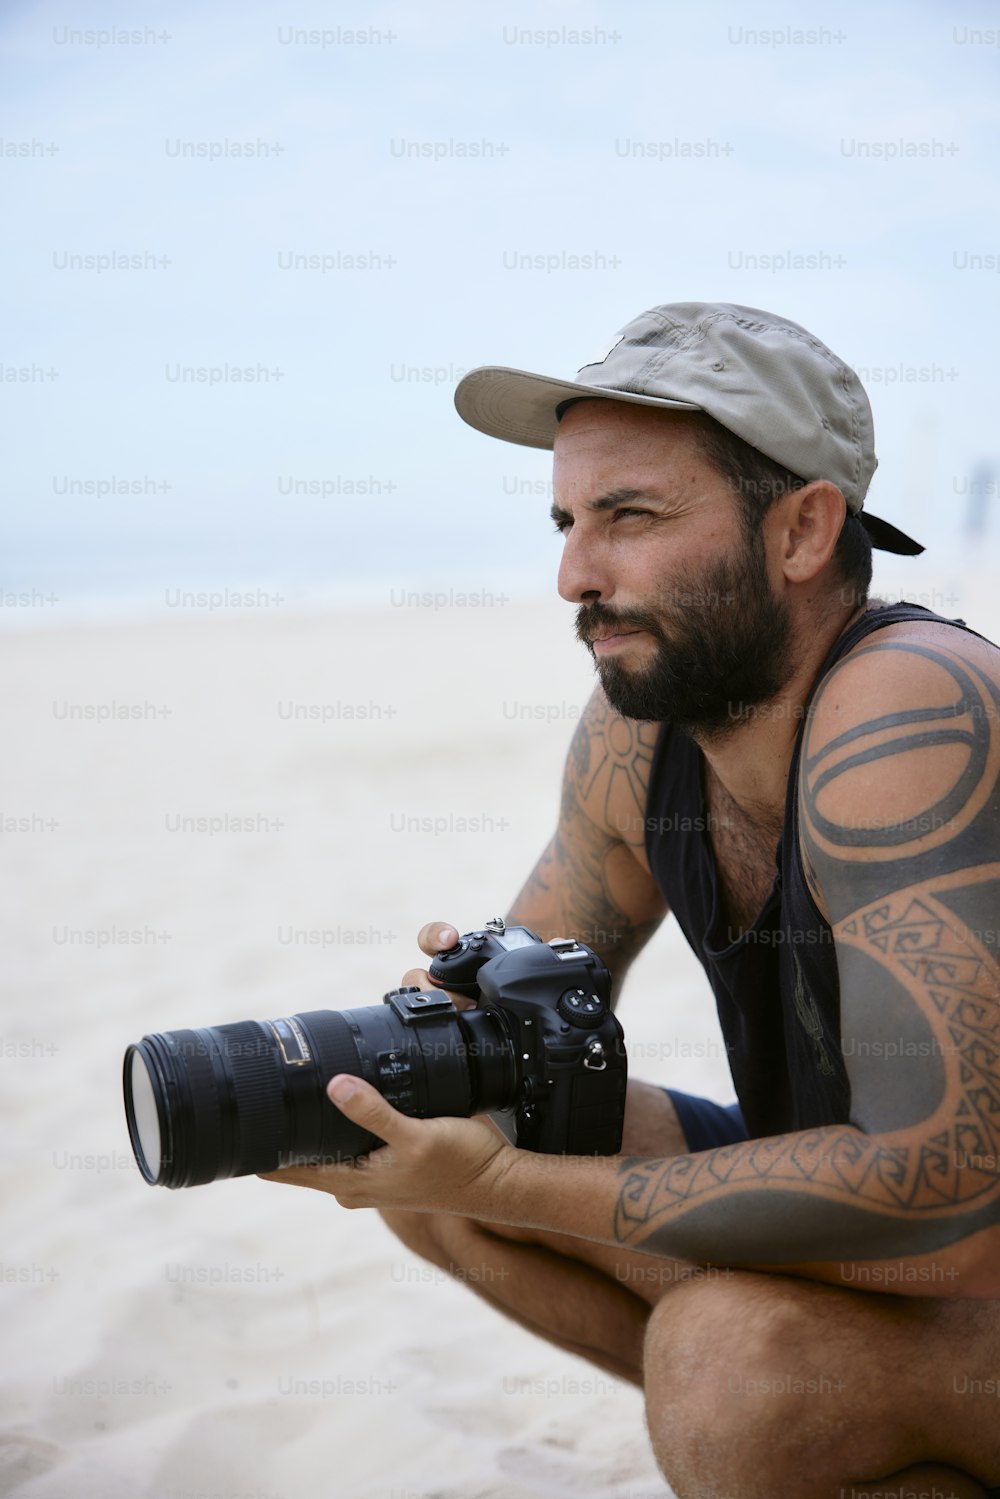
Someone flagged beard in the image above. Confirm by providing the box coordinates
[576,523,794,741]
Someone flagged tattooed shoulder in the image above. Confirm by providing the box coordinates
[799,627,1000,925]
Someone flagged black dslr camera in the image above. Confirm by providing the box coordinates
[122,919,627,1189]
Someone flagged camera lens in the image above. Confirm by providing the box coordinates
[122,1002,515,1189]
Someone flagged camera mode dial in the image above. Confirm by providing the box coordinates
[428,923,511,998]
[556,987,606,1029]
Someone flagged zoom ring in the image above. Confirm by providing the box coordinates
[222,1022,288,1177]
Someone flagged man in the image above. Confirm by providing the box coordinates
[265,304,1000,1499]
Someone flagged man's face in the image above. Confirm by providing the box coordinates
[551,400,793,739]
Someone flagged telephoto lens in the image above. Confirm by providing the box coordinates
[123,994,515,1189]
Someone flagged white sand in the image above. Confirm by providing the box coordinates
[2,569,995,1499]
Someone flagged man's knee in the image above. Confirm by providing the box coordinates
[642,1271,855,1492]
[644,1271,764,1415]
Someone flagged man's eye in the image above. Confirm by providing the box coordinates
[552,508,648,536]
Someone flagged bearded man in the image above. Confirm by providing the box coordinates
[265,304,1000,1499]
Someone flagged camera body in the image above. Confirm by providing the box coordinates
[418,917,626,1154]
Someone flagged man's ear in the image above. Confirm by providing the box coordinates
[776,481,847,584]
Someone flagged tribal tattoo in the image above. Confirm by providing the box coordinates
[560,685,658,857]
[614,635,1000,1271]
[507,687,665,1001]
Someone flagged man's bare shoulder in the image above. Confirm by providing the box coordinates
[804,605,1000,775]
[838,606,1000,684]
[799,604,1000,921]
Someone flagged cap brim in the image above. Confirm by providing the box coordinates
[454,365,699,451]
[858,511,925,556]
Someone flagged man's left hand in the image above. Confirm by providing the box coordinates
[258,1074,515,1217]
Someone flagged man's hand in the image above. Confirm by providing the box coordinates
[258,1074,515,1218]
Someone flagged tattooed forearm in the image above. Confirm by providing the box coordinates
[614,1141,1000,1265]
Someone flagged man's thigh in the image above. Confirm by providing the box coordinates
[643,1267,1000,1493]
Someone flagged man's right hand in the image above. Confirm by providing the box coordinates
[401,921,479,1011]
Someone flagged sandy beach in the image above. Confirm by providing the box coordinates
[2,566,995,1499]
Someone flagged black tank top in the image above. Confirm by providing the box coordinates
[643,600,994,1139]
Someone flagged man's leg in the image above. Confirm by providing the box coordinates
[642,1267,1000,1499]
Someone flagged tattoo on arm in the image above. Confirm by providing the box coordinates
[554,693,663,981]
[613,639,1000,1267]
[508,689,666,991]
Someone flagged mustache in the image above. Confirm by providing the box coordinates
[575,603,663,645]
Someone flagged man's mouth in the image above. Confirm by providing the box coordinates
[589,628,645,654]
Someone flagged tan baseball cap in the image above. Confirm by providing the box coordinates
[454,301,923,555]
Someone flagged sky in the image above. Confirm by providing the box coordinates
[2,0,999,618]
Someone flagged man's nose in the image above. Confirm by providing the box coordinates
[557,530,613,605]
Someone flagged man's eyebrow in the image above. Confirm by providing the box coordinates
[548,487,664,526]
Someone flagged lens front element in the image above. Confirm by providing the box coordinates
[127,1047,163,1183]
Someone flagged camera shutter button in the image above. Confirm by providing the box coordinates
[437,940,466,959]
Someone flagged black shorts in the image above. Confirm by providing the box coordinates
[664,1087,748,1152]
